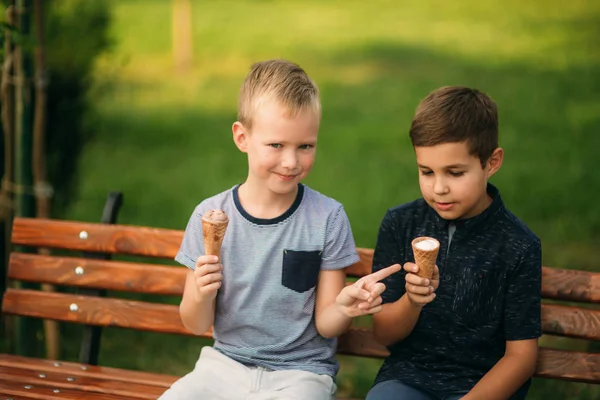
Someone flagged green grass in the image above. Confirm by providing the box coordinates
[51,0,600,398]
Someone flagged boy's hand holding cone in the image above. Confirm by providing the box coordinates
[193,209,229,301]
[403,237,440,307]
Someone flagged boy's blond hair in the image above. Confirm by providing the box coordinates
[238,59,321,130]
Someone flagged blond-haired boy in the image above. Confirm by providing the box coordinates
[159,59,399,400]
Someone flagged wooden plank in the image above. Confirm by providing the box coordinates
[0,355,176,387]
[345,248,373,278]
[11,217,182,259]
[8,253,186,295]
[1,289,214,338]
[345,251,600,307]
[1,290,383,359]
[0,394,31,400]
[0,365,165,399]
[542,267,600,303]
[536,348,600,383]
[338,327,389,358]
[0,380,134,400]
[542,304,600,341]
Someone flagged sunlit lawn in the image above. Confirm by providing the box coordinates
[57,0,600,398]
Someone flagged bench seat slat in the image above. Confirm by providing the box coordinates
[0,380,134,400]
[0,365,164,399]
[9,253,186,295]
[11,217,183,259]
[0,354,176,387]
[0,355,362,399]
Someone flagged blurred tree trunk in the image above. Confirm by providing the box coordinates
[32,0,59,360]
[14,0,42,357]
[172,0,192,74]
[1,2,16,354]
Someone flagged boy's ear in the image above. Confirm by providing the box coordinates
[486,147,504,178]
[232,121,249,153]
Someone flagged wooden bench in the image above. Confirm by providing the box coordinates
[1,214,599,399]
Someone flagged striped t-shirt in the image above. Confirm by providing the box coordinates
[176,184,360,376]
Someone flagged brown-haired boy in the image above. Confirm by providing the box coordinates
[367,86,542,400]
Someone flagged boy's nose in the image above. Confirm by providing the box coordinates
[433,178,448,195]
[281,152,298,168]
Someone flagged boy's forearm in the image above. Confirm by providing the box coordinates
[373,294,421,346]
[316,303,353,339]
[462,353,537,400]
[179,296,216,335]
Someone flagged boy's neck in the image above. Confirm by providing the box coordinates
[460,193,493,220]
[237,181,300,220]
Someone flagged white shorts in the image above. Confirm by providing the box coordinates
[158,346,337,400]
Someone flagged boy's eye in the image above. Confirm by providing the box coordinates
[299,144,313,150]
[449,171,464,177]
[420,170,433,176]
[268,143,282,149]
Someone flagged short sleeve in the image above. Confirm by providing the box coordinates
[321,206,360,270]
[372,210,406,304]
[174,205,206,270]
[504,240,542,340]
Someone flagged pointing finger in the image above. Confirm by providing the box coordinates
[366,264,402,283]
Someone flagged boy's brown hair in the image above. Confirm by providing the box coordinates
[238,59,321,130]
[409,86,498,167]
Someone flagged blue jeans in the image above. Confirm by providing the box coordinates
[366,380,468,400]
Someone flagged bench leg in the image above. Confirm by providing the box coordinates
[78,191,123,365]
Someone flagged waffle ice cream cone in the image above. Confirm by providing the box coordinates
[411,237,440,279]
[202,209,229,257]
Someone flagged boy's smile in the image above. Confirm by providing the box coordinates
[276,173,299,181]
[414,142,503,220]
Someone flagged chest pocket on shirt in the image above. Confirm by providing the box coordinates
[452,266,503,325]
[282,250,322,293]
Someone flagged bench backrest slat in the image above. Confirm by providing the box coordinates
[542,267,600,303]
[536,348,600,383]
[11,217,182,259]
[2,289,196,337]
[541,304,600,341]
[6,287,598,382]
[13,217,600,301]
[4,281,594,343]
[8,253,186,295]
